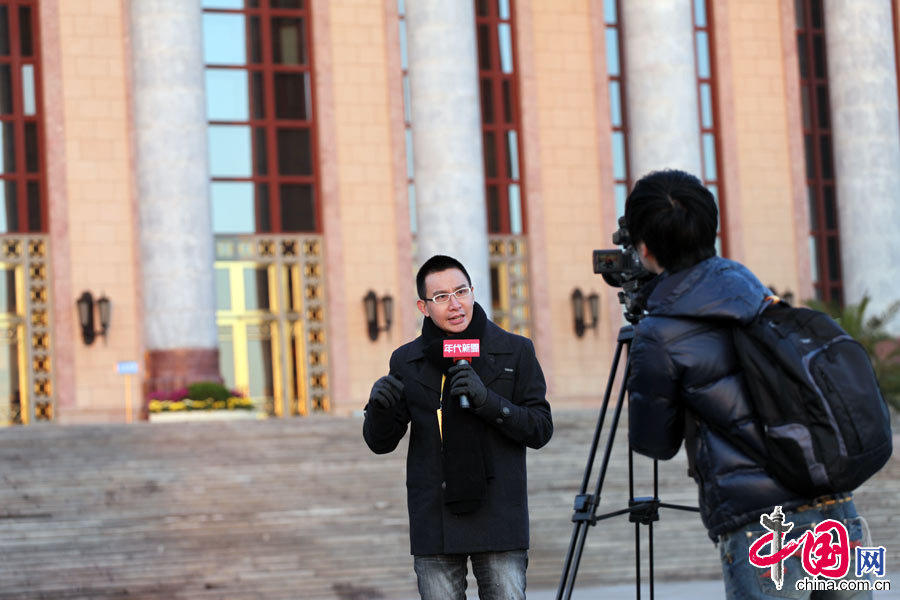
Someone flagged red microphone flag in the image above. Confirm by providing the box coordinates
[442,339,481,359]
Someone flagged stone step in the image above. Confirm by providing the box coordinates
[0,410,896,599]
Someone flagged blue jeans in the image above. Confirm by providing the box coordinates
[413,550,527,600]
[718,498,873,599]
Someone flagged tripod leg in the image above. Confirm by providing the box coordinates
[567,349,632,594]
[649,520,655,600]
[556,335,631,600]
[635,520,641,600]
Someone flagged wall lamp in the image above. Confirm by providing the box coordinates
[363,290,393,341]
[571,288,599,338]
[76,291,111,345]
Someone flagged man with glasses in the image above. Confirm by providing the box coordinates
[363,254,553,600]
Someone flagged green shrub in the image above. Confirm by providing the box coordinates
[186,381,231,404]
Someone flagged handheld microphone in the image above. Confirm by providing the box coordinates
[443,339,481,409]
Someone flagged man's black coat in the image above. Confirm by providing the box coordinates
[363,318,553,555]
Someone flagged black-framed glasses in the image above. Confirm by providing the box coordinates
[425,286,473,304]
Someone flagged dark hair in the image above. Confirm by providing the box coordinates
[416,255,472,300]
[624,169,718,272]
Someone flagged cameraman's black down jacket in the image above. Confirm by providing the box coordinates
[363,319,553,555]
[627,257,808,539]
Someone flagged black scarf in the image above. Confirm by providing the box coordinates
[421,302,492,515]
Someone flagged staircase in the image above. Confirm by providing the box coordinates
[0,410,896,599]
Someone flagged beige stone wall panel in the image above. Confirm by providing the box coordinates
[48,0,142,422]
[42,0,75,415]
[515,0,554,392]
[708,1,745,263]
[324,0,407,415]
[313,1,351,417]
[722,0,805,297]
[528,0,612,403]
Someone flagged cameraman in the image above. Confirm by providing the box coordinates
[624,170,870,598]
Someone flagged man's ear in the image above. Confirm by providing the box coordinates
[638,242,663,274]
[416,299,428,317]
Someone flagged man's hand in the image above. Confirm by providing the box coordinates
[369,374,404,409]
[448,362,487,409]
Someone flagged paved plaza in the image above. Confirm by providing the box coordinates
[0,410,897,599]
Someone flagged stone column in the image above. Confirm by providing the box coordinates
[129,1,221,396]
[622,0,702,180]
[405,0,492,311]
[824,0,900,332]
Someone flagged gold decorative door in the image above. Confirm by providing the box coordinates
[0,237,53,426]
[489,235,531,337]
[215,236,328,417]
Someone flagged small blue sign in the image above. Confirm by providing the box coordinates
[117,361,139,375]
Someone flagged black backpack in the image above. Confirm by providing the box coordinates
[727,299,893,497]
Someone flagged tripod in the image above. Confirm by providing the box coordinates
[556,324,699,600]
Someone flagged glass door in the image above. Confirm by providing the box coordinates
[214,235,328,417]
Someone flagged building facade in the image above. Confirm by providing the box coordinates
[2,0,898,424]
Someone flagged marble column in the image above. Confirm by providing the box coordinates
[129,1,221,395]
[824,0,900,332]
[405,0,492,311]
[622,0,702,180]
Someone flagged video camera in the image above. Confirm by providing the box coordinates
[593,217,656,323]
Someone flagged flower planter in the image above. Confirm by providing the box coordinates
[148,411,262,423]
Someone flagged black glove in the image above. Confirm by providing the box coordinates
[448,362,487,409]
[369,374,404,409]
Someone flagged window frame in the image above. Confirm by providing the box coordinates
[692,0,728,256]
[203,0,321,234]
[604,0,632,218]
[0,0,46,233]
[795,0,842,304]
[475,0,527,235]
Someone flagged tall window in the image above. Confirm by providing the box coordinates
[203,0,319,234]
[0,0,44,233]
[203,1,326,417]
[693,0,726,255]
[604,0,630,217]
[795,0,841,304]
[475,0,530,335]
[475,0,525,235]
